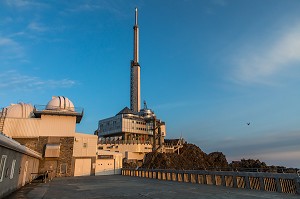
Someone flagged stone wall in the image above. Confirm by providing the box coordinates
[15,137,75,177]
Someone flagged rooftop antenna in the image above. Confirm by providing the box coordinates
[135,7,138,25]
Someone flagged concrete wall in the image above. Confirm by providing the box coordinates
[96,151,122,175]
[3,113,76,138]
[3,118,40,138]
[0,135,41,198]
[40,115,76,137]
[73,133,97,157]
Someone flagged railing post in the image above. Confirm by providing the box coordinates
[244,176,250,189]
[294,178,300,194]
[259,177,265,191]
[195,173,199,184]
[275,178,282,193]
[188,173,191,183]
[221,175,226,186]
[212,174,216,185]
[174,171,178,181]
[203,174,207,185]
[232,175,238,188]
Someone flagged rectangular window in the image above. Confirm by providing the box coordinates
[98,155,113,159]
[0,155,7,182]
[45,144,60,157]
[10,160,16,179]
[60,163,67,174]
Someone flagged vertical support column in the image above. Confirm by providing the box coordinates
[275,178,282,193]
[174,172,178,181]
[188,173,191,183]
[244,176,250,189]
[233,175,238,188]
[212,174,216,185]
[259,177,265,191]
[195,173,199,184]
[203,174,207,185]
[180,173,184,182]
[221,175,226,186]
[294,178,300,194]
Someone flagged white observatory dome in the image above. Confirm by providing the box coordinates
[5,102,33,118]
[46,96,75,111]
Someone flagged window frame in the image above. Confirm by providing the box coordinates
[0,155,7,182]
[10,159,16,179]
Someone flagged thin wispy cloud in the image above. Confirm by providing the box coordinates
[208,131,300,166]
[231,25,300,85]
[0,36,24,60]
[0,70,76,91]
[4,0,47,9]
[27,22,48,32]
[64,1,126,17]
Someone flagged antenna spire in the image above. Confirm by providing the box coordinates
[133,7,139,63]
[130,8,141,112]
[135,8,138,25]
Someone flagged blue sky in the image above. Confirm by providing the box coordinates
[1,0,300,168]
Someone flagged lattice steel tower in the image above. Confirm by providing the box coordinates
[130,8,141,112]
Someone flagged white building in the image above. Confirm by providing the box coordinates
[0,96,99,177]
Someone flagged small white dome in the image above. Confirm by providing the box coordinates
[5,103,33,118]
[46,96,75,111]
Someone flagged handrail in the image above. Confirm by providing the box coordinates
[122,168,300,194]
[33,105,84,115]
[98,140,152,145]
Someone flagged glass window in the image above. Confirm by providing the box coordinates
[10,160,16,179]
[0,155,7,182]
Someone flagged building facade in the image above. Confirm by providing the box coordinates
[0,96,98,177]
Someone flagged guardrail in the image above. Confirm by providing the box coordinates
[122,168,300,194]
[98,140,152,145]
[30,170,55,183]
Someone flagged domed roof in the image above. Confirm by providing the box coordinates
[139,108,155,119]
[46,96,75,111]
[5,102,33,118]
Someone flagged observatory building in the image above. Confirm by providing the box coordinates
[0,96,98,178]
[95,8,168,164]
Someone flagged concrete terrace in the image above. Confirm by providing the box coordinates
[6,175,299,199]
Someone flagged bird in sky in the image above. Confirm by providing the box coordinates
[247,122,250,125]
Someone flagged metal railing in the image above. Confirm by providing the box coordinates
[98,140,152,145]
[199,167,299,174]
[30,170,54,183]
[33,105,84,115]
[122,168,300,194]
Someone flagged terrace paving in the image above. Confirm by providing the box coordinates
[6,175,300,199]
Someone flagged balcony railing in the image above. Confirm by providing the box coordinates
[33,105,84,123]
[98,139,152,145]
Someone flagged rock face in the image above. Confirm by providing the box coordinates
[142,144,228,170]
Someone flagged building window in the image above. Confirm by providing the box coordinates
[83,143,88,148]
[10,160,16,179]
[0,155,7,182]
[60,163,67,174]
[45,144,61,158]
